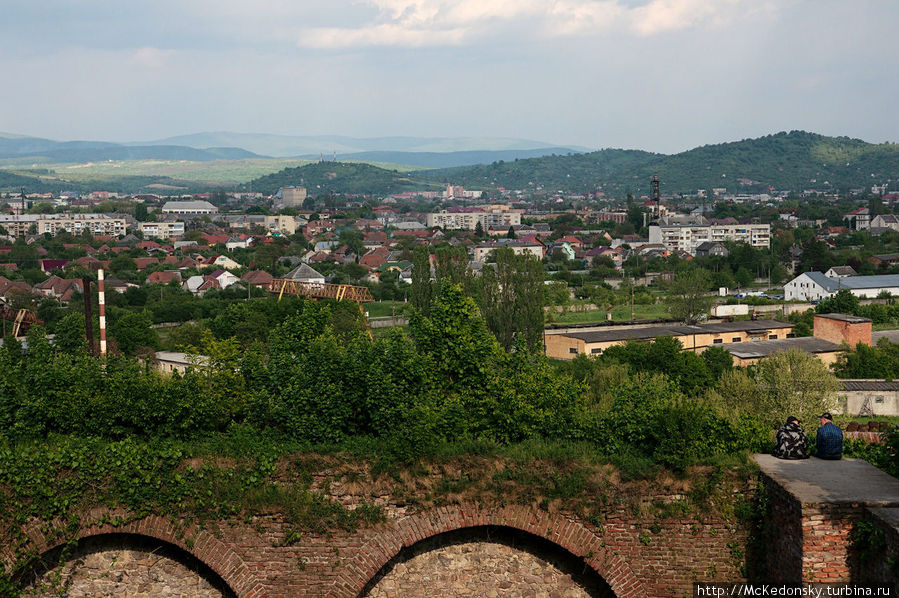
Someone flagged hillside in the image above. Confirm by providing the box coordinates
[422,131,899,194]
[243,161,443,196]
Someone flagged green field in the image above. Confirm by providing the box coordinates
[546,303,671,325]
[0,157,429,186]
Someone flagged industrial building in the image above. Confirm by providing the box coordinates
[544,319,795,360]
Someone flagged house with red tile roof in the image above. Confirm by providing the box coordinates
[135,240,161,251]
[33,276,83,303]
[359,246,392,270]
[0,276,33,300]
[134,257,160,271]
[146,271,182,285]
[242,270,274,287]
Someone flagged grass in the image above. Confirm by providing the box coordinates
[365,300,408,319]
[547,303,671,325]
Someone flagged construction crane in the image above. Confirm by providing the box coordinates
[0,304,42,337]
[268,279,375,337]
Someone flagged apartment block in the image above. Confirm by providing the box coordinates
[140,221,185,240]
[0,213,128,238]
[426,209,521,231]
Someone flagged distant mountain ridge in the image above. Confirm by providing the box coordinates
[418,131,899,194]
[0,134,261,162]
[137,132,585,157]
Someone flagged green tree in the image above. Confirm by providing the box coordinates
[108,311,157,355]
[754,349,841,427]
[410,245,433,316]
[506,225,517,239]
[816,289,859,315]
[479,248,545,350]
[667,269,714,325]
[53,312,88,354]
[474,220,485,239]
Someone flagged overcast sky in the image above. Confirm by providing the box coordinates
[1,0,896,153]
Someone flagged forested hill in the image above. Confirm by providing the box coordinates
[242,161,444,196]
[421,131,899,194]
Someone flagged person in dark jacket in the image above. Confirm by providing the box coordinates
[815,412,843,460]
[773,416,809,460]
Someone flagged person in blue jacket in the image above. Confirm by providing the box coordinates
[815,412,843,460]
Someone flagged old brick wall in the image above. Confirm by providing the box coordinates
[761,475,804,583]
[11,499,752,598]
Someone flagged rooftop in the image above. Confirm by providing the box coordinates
[561,319,793,344]
[815,313,872,324]
[722,336,841,359]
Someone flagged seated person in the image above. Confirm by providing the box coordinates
[815,412,843,460]
[773,416,809,460]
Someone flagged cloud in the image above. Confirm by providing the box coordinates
[297,0,762,49]
[132,47,174,69]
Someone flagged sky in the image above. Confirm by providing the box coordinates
[1,0,897,153]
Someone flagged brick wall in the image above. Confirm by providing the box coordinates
[813,315,872,347]
[11,497,752,597]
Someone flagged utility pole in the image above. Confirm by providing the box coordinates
[82,277,94,355]
[631,283,635,321]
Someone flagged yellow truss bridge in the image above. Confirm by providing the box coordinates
[269,279,375,304]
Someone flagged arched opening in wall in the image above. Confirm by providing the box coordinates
[359,525,616,597]
[20,533,236,597]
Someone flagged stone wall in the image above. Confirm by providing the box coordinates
[24,534,233,597]
[361,527,614,598]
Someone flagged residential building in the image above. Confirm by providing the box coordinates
[824,266,858,278]
[278,186,307,208]
[648,218,770,254]
[140,221,185,240]
[152,351,210,375]
[472,239,545,262]
[220,214,301,235]
[694,241,729,258]
[426,209,521,231]
[871,214,899,232]
[0,213,128,238]
[843,207,870,230]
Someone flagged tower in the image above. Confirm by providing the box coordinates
[650,174,660,216]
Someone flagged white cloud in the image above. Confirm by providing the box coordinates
[297,0,764,49]
[132,47,175,69]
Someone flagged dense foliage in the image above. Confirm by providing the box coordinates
[242,161,444,196]
[0,285,772,470]
[421,131,899,194]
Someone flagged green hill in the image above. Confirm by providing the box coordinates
[243,161,444,196]
[421,131,899,194]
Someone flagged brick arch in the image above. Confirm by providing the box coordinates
[336,503,647,598]
[6,510,264,598]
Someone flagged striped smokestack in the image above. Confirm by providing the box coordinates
[98,268,107,356]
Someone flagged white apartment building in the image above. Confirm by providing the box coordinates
[140,221,185,240]
[648,222,770,254]
[0,213,128,237]
[426,209,521,231]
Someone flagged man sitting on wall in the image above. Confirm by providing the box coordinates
[773,416,809,460]
[815,413,843,460]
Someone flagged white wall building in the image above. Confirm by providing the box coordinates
[140,221,185,240]
[785,272,899,301]
[161,200,217,215]
[648,221,770,254]
[0,213,127,238]
[426,210,521,231]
